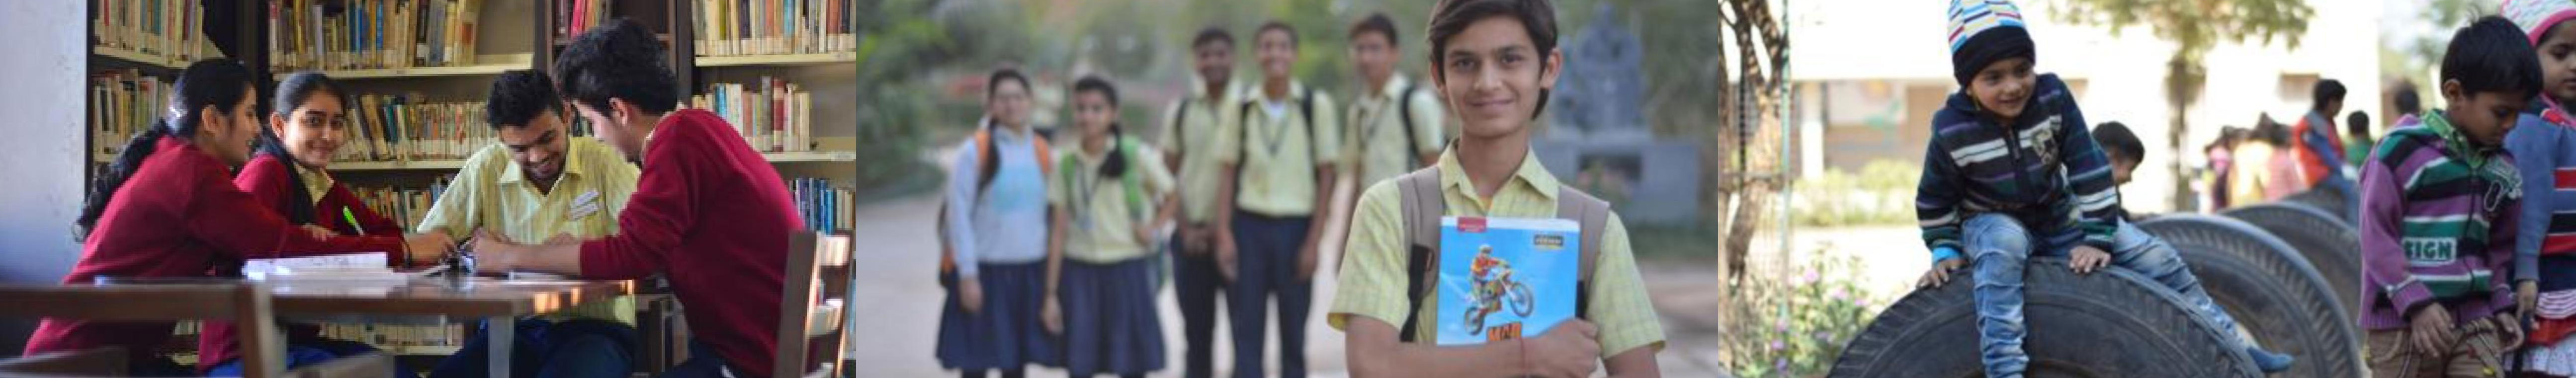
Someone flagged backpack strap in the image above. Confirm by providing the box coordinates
[1170,96,1192,159]
[1300,87,1320,165]
[1034,135,1055,177]
[974,126,997,191]
[1397,83,1422,166]
[1556,186,1611,320]
[1394,167,1446,343]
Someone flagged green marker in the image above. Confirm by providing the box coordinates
[342,207,365,235]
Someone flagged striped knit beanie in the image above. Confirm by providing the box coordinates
[1948,0,2034,86]
[2506,0,2576,46]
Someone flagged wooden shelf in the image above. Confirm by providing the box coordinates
[91,45,191,71]
[694,52,856,67]
[278,53,535,79]
[761,151,859,162]
[380,345,462,356]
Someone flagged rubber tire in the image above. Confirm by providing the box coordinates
[1830,257,2258,378]
[2282,188,2352,224]
[2140,215,2363,378]
[2221,202,2361,319]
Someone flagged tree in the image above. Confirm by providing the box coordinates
[2050,0,2311,211]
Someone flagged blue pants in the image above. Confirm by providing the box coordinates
[1171,233,1226,378]
[653,343,741,378]
[1962,214,2251,378]
[206,338,410,377]
[427,318,638,378]
[1228,212,1311,378]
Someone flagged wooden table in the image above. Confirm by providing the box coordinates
[262,277,638,378]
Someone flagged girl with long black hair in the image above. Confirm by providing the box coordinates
[1041,76,1177,378]
[25,60,445,376]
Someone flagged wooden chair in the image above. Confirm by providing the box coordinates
[774,232,854,378]
[0,282,394,378]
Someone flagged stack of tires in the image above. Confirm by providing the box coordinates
[1832,189,2362,378]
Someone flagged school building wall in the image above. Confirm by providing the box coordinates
[0,0,97,355]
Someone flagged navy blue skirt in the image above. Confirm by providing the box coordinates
[1056,256,1168,375]
[936,261,1059,370]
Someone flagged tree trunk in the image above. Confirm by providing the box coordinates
[2165,55,2205,213]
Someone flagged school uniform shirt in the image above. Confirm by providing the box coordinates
[2359,110,2520,331]
[1217,81,1342,217]
[417,137,641,324]
[945,122,1053,277]
[1344,74,1446,187]
[234,154,404,238]
[1047,141,1177,264]
[1328,148,1666,357]
[24,138,407,365]
[1158,80,1243,225]
[577,109,798,378]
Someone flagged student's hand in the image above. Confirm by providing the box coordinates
[1179,225,1208,256]
[470,230,529,272]
[958,279,986,315]
[299,225,339,239]
[2410,303,2455,355]
[1040,295,1063,335]
[2521,281,2540,318]
[1216,237,1240,283]
[402,236,453,265]
[1296,241,1320,281]
[1917,258,1968,288]
[1133,224,1158,249]
[2068,245,2111,274]
[1528,320,1603,378]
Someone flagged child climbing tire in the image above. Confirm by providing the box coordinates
[1830,257,2259,378]
[2139,215,2363,378]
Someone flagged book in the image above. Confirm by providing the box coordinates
[94,0,219,64]
[690,77,814,152]
[788,177,854,232]
[86,70,170,157]
[695,0,856,57]
[349,175,454,230]
[1433,216,1581,345]
[331,94,490,162]
[273,0,482,71]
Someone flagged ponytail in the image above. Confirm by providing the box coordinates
[258,72,344,226]
[77,60,258,239]
[1099,123,1129,178]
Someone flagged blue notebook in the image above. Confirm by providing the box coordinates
[1434,216,1581,345]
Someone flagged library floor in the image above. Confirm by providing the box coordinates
[844,152,1731,377]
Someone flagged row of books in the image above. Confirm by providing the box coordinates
[87,70,170,157]
[337,95,496,163]
[790,178,853,232]
[93,0,220,63]
[692,0,860,57]
[269,0,487,72]
[556,0,613,41]
[352,177,454,231]
[318,323,467,349]
[691,77,818,152]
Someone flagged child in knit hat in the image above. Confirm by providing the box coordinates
[2502,0,2576,374]
[2360,15,2541,378]
[1912,0,2291,376]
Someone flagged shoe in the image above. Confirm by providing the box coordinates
[2246,346,2294,373]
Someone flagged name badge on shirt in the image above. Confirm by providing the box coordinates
[567,190,603,220]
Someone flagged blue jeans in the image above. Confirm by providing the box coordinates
[1963,214,2254,378]
[427,318,638,378]
[1228,212,1312,378]
[205,338,410,377]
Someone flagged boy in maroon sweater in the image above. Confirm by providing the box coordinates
[472,18,801,378]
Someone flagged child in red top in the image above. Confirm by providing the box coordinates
[472,18,800,378]
[28,60,445,375]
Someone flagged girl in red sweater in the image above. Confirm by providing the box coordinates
[27,60,446,375]
[217,71,442,376]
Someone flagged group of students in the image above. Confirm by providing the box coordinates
[936,0,1666,378]
[2199,78,2393,213]
[25,18,807,378]
[1915,0,2576,377]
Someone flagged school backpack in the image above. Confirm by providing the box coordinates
[1235,87,1324,186]
[938,124,1055,280]
[1390,167,1611,343]
[1388,83,1426,169]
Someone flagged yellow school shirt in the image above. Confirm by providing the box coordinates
[1344,74,1446,187]
[1158,80,1242,224]
[1328,148,1667,357]
[1046,141,1177,263]
[417,137,641,324]
[1218,81,1341,217]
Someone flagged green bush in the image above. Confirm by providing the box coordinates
[1792,160,1920,227]
[1723,250,1883,378]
